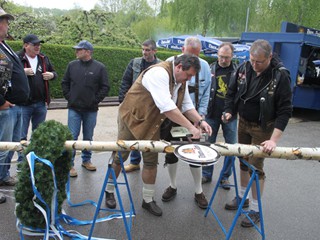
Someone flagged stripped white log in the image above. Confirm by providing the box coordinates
[0,140,319,161]
[213,142,320,160]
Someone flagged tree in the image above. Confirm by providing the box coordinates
[51,9,140,46]
[9,12,56,42]
[168,0,250,37]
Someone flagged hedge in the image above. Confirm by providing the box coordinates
[9,41,215,98]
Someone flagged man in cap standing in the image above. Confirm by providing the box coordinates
[62,40,109,177]
[16,34,57,166]
[0,8,29,203]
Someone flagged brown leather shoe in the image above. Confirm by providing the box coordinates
[81,162,96,171]
[0,176,17,186]
[69,167,78,177]
[241,211,260,228]
[105,191,116,209]
[142,200,162,216]
[161,186,177,202]
[124,164,140,173]
[194,192,208,209]
[225,197,249,210]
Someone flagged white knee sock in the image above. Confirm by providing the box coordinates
[106,183,115,193]
[143,183,155,203]
[251,199,259,212]
[239,186,249,199]
[190,167,202,194]
[167,163,178,189]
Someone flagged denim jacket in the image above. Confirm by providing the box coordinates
[166,55,211,116]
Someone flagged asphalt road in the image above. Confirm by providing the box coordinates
[0,107,320,240]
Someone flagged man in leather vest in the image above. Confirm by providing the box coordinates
[105,54,212,216]
[224,39,292,227]
[119,39,161,173]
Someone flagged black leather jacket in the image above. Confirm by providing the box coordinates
[225,57,293,131]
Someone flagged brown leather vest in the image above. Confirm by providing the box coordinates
[119,61,186,140]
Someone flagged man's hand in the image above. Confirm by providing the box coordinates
[222,112,232,122]
[260,140,276,154]
[187,126,202,139]
[199,120,212,136]
[261,128,282,154]
[42,72,54,81]
[24,68,34,76]
[0,101,14,110]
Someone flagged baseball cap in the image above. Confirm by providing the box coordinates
[0,8,14,20]
[23,34,44,44]
[73,40,94,51]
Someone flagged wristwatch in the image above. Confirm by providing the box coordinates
[198,119,205,127]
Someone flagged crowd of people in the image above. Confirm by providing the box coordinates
[0,7,293,230]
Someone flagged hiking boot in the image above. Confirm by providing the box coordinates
[220,179,231,190]
[225,197,249,210]
[194,192,208,209]
[162,186,177,202]
[0,193,6,204]
[0,176,17,186]
[241,211,260,228]
[142,200,162,216]
[201,177,212,184]
[124,164,140,173]
[105,191,116,209]
[70,167,78,177]
[81,162,96,171]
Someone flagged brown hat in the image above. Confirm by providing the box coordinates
[0,8,14,21]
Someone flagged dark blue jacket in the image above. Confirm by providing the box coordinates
[62,59,109,111]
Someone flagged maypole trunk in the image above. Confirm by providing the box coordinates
[1,140,319,161]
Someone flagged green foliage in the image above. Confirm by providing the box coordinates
[5,0,320,99]
[53,9,141,47]
[9,12,55,41]
[4,0,320,44]
[15,120,73,228]
[8,40,178,98]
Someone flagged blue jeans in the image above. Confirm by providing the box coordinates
[202,117,237,180]
[18,102,47,162]
[130,150,141,165]
[68,109,97,165]
[0,105,22,181]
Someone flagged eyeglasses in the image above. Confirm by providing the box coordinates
[218,55,232,60]
[29,43,41,47]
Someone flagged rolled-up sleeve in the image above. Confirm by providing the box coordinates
[142,67,177,113]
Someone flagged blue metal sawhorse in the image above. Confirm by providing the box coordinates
[88,151,136,240]
[205,158,265,240]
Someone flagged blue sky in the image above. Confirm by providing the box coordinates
[11,0,99,10]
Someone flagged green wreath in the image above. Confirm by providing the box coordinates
[15,120,73,228]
